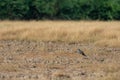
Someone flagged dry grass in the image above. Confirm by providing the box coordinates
[0,63,19,72]
[0,21,120,47]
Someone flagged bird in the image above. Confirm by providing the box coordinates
[76,49,87,56]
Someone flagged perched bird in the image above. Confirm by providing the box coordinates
[77,49,87,56]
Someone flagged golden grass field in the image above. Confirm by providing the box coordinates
[0,21,120,47]
[0,21,120,80]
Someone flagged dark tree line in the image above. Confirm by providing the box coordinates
[0,0,120,20]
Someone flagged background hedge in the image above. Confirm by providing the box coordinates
[0,0,120,20]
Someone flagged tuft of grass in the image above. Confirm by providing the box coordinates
[0,21,120,47]
[52,71,71,80]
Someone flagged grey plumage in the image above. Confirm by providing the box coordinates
[77,49,87,56]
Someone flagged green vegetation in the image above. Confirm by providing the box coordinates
[0,0,120,20]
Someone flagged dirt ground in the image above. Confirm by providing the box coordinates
[0,40,120,80]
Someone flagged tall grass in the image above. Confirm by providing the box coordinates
[0,21,120,47]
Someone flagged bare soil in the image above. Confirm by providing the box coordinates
[0,40,120,80]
